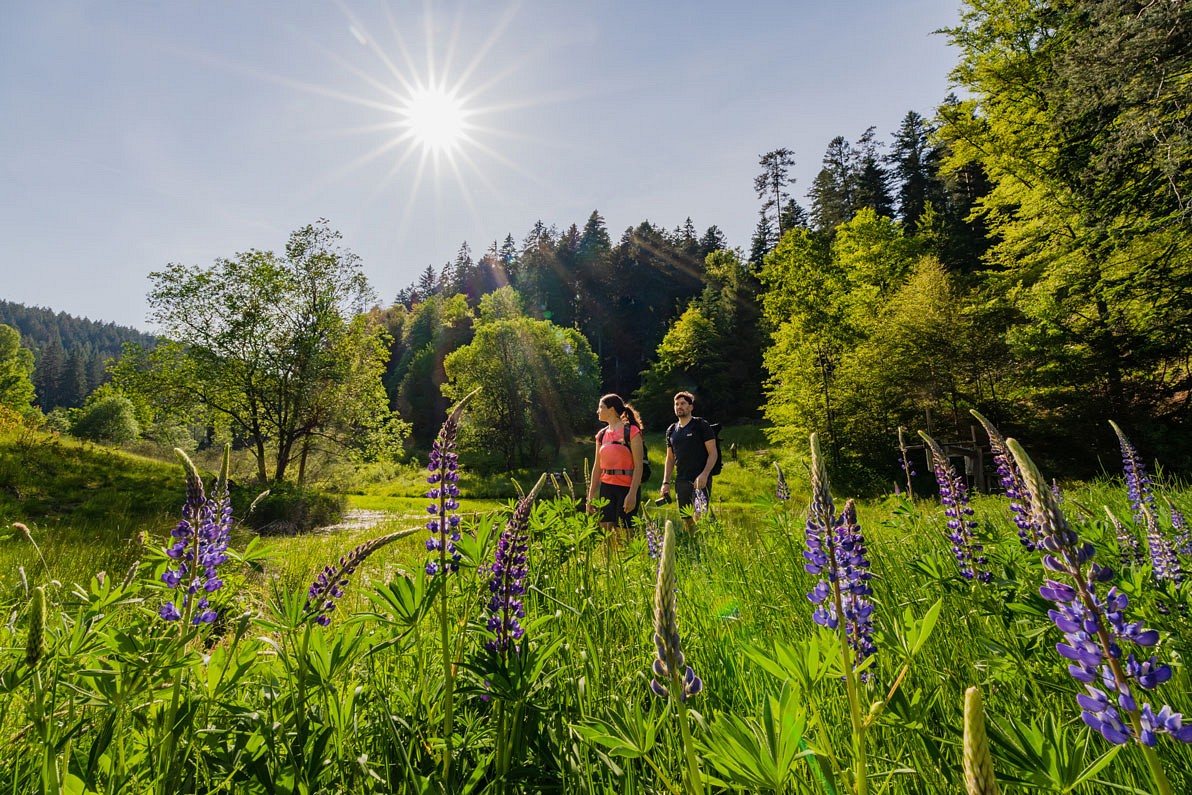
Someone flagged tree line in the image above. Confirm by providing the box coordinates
[3,0,1187,486]
[0,300,154,410]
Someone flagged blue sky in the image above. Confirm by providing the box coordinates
[1,1,961,330]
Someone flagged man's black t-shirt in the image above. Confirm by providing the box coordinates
[667,417,715,481]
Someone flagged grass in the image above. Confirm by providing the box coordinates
[2,425,1191,793]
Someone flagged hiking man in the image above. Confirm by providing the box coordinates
[659,391,718,530]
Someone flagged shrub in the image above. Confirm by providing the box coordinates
[236,481,347,535]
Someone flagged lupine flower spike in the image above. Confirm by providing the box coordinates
[425,389,478,577]
[804,434,876,678]
[1007,438,1192,758]
[1110,421,1183,585]
[971,411,1039,551]
[160,446,232,624]
[304,527,421,625]
[963,686,1001,795]
[645,519,662,561]
[774,462,790,500]
[650,520,702,701]
[486,474,547,654]
[1168,499,1189,557]
[920,433,991,583]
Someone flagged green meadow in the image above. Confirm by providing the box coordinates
[1,425,1190,794]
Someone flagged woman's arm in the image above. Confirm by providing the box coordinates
[587,437,601,512]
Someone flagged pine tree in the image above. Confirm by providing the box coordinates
[853,126,895,218]
[808,136,857,232]
[754,148,798,237]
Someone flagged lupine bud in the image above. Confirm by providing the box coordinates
[963,687,1000,795]
[651,520,701,701]
[774,462,790,500]
[25,585,46,668]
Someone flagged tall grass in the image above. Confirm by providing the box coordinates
[1,423,1190,793]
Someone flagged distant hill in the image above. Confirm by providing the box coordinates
[0,299,155,411]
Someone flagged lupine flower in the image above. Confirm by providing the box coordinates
[774,462,790,500]
[304,527,420,625]
[650,520,702,701]
[645,519,662,560]
[1169,499,1189,557]
[25,585,46,668]
[1104,507,1141,567]
[1007,438,1192,749]
[963,686,1001,795]
[485,475,546,654]
[160,448,232,624]
[972,411,1039,551]
[804,434,876,679]
[425,390,477,576]
[1110,422,1183,585]
[921,433,991,583]
[692,488,709,522]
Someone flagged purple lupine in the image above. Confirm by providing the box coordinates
[1169,500,1189,557]
[774,462,790,500]
[692,488,709,521]
[804,435,876,679]
[650,520,702,701]
[426,392,476,576]
[645,519,662,560]
[160,449,232,624]
[972,410,1040,551]
[920,433,991,583]
[304,527,420,625]
[485,476,546,654]
[1110,422,1183,585]
[1008,438,1192,749]
[1104,507,1141,567]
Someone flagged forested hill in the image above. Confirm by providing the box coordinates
[0,299,155,410]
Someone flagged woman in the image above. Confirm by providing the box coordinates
[586,393,645,530]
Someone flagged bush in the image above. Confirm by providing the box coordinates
[235,481,347,535]
[71,394,140,445]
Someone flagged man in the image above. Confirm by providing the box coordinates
[659,391,717,530]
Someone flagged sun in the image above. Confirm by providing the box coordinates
[398,84,469,155]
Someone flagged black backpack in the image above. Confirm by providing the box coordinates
[598,425,652,484]
[666,418,724,477]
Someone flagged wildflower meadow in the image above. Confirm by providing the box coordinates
[2,405,1191,794]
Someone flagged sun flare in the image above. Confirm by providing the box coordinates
[399,85,468,155]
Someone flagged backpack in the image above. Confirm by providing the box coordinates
[666,417,724,477]
[598,425,653,484]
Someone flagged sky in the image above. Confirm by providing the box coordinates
[1,0,963,331]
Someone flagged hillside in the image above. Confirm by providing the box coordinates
[0,299,155,410]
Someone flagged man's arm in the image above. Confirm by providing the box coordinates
[694,438,717,489]
[660,446,676,496]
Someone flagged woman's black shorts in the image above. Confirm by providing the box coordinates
[598,481,639,527]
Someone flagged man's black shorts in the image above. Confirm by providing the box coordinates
[675,478,712,510]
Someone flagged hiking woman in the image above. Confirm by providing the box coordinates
[586,393,645,530]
